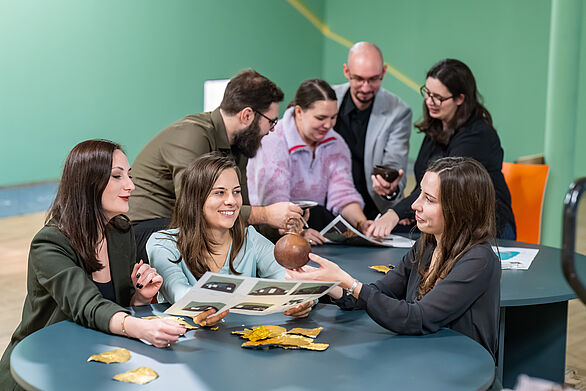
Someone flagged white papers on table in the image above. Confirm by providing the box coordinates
[320,215,415,248]
[493,246,539,270]
[165,272,339,317]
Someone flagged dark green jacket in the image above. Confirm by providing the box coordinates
[0,217,135,390]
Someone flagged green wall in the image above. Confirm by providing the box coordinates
[4,0,584,186]
[0,0,325,186]
[575,2,586,176]
[2,0,586,245]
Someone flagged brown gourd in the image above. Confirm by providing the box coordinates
[274,217,311,269]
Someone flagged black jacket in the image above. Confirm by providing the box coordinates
[394,117,516,237]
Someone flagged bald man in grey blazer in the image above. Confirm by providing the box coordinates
[332,42,412,220]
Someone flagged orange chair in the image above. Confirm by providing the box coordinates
[501,162,550,244]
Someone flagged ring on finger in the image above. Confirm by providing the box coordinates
[308,239,313,244]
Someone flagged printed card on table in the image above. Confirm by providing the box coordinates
[165,272,339,317]
[492,246,539,270]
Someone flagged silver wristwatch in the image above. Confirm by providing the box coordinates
[346,279,359,295]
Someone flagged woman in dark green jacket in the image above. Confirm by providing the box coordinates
[0,139,186,390]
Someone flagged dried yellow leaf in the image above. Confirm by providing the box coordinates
[278,334,313,347]
[142,315,198,330]
[287,327,323,338]
[239,325,286,341]
[232,328,253,335]
[304,343,329,351]
[113,367,159,385]
[235,325,328,351]
[87,348,131,364]
[369,264,395,274]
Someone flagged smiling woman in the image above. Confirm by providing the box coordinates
[101,149,135,221]
[202,168,243,235]
[147,152,314,321]
[0,139,187,389]
[247,79,373,242]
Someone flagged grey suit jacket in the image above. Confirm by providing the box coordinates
[332,83,412,213]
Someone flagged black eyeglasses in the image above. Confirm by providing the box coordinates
[348,72,384,86]
[420,86,453,106]
[253,109,278,130]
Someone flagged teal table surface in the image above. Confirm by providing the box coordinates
[11,303,495,391]
[312,241,586,387]
[311,240,586,306]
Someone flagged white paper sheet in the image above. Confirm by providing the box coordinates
[493,246,539,270]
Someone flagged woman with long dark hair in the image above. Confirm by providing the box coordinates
[368,59,515,239]
[148,152,313,321]
[247,78,373,245]
[288,157,501,361]
[0,139,186,389]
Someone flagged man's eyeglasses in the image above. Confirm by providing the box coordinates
[420,86,453,106]
[348,72,384,86]
[254,109,278,130]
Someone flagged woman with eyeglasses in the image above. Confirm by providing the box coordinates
[367,59,516,240]
[247,79,374,245]
[0,140,186,390]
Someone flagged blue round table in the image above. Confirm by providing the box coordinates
[10,303,495,391]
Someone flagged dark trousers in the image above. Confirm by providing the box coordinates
[306,205,336,231]
[132,218,171,263]
[498,223,516,241]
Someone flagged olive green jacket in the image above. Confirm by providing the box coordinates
[0,218,135,390]
[128,108,251,223]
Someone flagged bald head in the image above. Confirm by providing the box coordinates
[348,42,384,66]
[343,42,387,110]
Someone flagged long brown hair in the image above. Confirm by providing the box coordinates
[416,157,496,298]
[415,59,493,145]
[169,152,245,278]
[47,139,128,273]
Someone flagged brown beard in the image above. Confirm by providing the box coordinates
[354,91,375,105]
[231,116,264,158]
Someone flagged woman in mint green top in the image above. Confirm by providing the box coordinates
[148,226,284,303]
[147,152,313,320]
